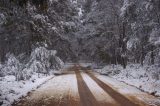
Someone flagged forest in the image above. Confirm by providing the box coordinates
[0,0,159,67]
[0,0,160,106]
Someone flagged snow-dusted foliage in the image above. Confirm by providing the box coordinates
[25,47,64,75]
[0,0,80,62]
[0,54,21,78]
[0,0,159,65]
[120,0,133,17]
[0,13,6,26]
[0,47,64,81]
[73,0,160,68]
[150,28,160,46]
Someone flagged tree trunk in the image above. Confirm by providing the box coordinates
[122,56,127,69]
[121,22,127,69]
[140,45,144,66]
[151,46,155,65]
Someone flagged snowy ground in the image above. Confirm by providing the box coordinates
[0,74,54,106]
[1,64,160,106]
[94,64,160,97]
[6,66,160,106]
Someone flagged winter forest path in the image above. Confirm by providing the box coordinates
[13,65,160,106]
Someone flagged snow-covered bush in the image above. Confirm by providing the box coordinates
[0,54,30,81]
[100,64,160,81]
[0,47,64,80]
[0,54,21,77]
[24,47,64,76]
[100,65,123,76]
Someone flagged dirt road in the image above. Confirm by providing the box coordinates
[13,66,160,106]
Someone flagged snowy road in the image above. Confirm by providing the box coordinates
[13,66,160,106]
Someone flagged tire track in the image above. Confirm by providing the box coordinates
[85,71,142,106]
[74,69,99,106]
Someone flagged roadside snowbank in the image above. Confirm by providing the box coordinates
[0,74,53,106]
[95,64,160,96]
